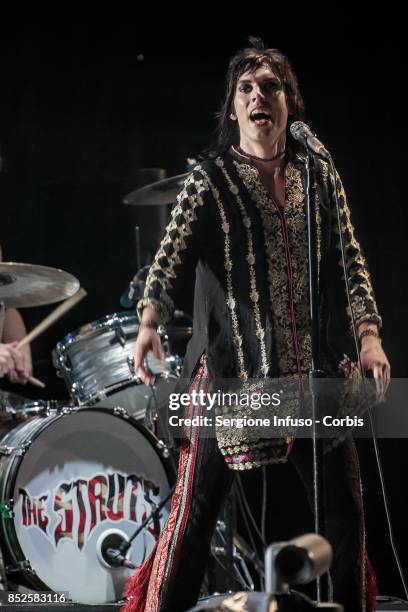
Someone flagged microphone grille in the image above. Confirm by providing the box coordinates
[290,121,307,139]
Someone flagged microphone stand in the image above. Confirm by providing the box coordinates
[304,151,328,603]
[105,484,175,568]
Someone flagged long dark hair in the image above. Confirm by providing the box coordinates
[205,37,306,160]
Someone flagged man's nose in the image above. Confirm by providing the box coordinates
[251,85,265,102]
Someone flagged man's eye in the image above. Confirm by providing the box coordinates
[264,82,280,92]
[239,84,251,93]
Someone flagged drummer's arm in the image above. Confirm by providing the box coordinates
[2,308,32,366]
[2,308,33,382]
[0,245,33,380]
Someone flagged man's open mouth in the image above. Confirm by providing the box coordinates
[250,110,272,125]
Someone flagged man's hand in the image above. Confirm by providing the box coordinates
[133,306,163,385]
[0,342,29,383]
[359,336,391,400]
[133,326,163,385]
[7,343,33,384]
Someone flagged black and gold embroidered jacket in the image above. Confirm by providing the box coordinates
[137,150,381,382]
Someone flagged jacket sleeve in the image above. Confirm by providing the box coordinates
[136,166,212,323]
[322,161,382,331]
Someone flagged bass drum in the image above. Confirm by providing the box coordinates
[0,406,175,604]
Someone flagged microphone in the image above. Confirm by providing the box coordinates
[105,548,135,569]
[97,530,136,570]
[120,268,149,309]
[290,121,331,161]
[120,281,136,309]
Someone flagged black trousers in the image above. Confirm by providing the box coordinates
[165,436,365,612]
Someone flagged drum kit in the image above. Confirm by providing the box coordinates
[0,176,193,605]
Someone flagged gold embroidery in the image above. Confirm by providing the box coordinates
[136,297,170,322]
[326,166,382,330]
[216,158,270,377]
[234,160,311,374]
[226,456,288,471]
[200,167,248,381]
[138,169,208,322]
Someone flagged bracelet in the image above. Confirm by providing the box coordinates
[359,329,381,345]
[139,319,159,331]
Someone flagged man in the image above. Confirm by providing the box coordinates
[0,246,32,382]
[128,38,390,612]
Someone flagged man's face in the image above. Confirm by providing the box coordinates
[231,66,288,149]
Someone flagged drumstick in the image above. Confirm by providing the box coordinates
[17,288,87,350]
[27,375,46,389]
[17,288,87,389]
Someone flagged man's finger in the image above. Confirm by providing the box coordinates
[10,348,24,373]
[152,335,162,361]
[8,369,18,383]
[383,363,391,394]
[372,365,382,398]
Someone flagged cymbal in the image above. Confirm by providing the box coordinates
[0,262,80,308]
[123,173,189,207]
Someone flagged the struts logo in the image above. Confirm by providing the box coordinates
[19,472,162,550]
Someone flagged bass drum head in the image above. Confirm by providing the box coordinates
[6,408,173,604]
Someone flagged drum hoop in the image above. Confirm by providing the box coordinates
[75,378,139,405]
[55,312,139,352]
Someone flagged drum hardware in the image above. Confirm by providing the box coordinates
[1,397,70,424]
[157,324,170,354]
[155,439,170,459]
[115,327,126,348]
[59,406,76,416]
[126,355,136,377]
[211,521,255,592]
[71,381,84,403]
[0,500,14,519]
[233,534,265,580]
[113,406,130,419]
[5,559,33,574]
[144,384,160,431]
[0,441,32,457]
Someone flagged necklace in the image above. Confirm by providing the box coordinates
[233,145,285,163]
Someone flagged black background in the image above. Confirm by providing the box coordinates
[0,12,407,600]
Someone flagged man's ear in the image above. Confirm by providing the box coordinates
[230,107,237,121]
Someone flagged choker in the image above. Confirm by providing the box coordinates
[233,145,286,163]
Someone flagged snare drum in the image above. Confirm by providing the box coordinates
[0,406,174,604]
[53,312,188,420]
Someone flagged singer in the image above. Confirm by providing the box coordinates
[128,38,390,612]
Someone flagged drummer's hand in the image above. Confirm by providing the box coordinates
[134,326,163,385]
[0,342,26,381]
[7,342,33,385]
